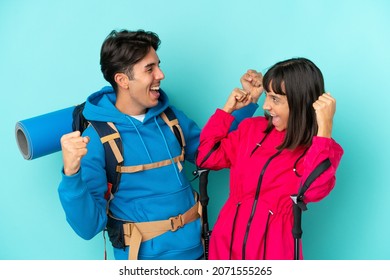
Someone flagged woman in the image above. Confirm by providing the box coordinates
[196,58,344,260]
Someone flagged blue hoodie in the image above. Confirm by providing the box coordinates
[58,86,258,260]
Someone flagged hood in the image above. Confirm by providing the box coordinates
[82,86,170,125]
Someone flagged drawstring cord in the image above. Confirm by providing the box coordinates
[127,117,153,162]
[154,117,182,185]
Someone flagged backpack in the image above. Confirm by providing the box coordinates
[71,101,185,204]
[72,101,203,259]
[72,102,188,258]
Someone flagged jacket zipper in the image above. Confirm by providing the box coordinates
[241,150,282,260]
[262,210,273,259]
[229,202,241,260]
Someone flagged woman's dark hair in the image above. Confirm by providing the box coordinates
[262,57,325,150]
[100,29,161,91]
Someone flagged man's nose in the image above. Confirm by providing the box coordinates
[155,68,165,80]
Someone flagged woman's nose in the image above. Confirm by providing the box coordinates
[262,99,270,111]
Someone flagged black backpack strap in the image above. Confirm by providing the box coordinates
[160,107,185,149]
[192,142,221,259]
[291,158,332,260]
[293,158,332,211]
[89,121,124,202]
[72,102,89,133]
[88,121,126,257]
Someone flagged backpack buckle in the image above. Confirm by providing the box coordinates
[169,214,183,231]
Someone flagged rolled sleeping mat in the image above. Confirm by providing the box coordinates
[15,106,75,160]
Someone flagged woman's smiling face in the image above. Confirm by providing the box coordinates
[262,89,289,131]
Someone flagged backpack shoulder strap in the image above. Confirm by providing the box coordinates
[89,121,124,202]
[297,158,332,200]
[160,107,186,149]
[291,157,332,259]
[72,102,89,133]
[292,158,332,211]
[87,107,184,201]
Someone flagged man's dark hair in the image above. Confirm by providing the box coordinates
[100,29,161,91]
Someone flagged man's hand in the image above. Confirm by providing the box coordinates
[60,131,90,175]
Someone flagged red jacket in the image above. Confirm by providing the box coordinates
[196,109,344,260]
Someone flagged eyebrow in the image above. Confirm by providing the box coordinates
[268,93,280,99]
[144,60,161,69]
[270,90,287,99]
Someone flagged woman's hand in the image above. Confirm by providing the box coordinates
[313,92,336,138]
[222,88,253,113]
[240,69,264,103]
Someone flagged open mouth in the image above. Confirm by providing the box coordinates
[150,86,160,100]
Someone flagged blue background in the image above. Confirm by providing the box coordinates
[1,0,389,260]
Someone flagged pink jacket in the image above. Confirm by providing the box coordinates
[196,109,344,260]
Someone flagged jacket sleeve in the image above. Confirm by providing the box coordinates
[172,103,258,164]
[196,109,244,170]
[301,136,344,204]
[230,103,259,130]
[58,126,109,240]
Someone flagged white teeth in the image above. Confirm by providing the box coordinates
[151,87,159,91]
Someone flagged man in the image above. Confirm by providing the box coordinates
[58,29,262,260]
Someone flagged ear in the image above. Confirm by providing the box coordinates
[114,73,130,90]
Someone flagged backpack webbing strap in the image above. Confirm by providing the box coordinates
[100,122,123,163]
[291,157,332,260]
[89,121,123,203]
[89,107,185,202]
[298,158,332,198]
[72,102,89,132]
[160,107,186,148]
[196,142,221,169]
[109,107,186,174]
[117,151,185,173]
[293,158,332,211]
[123,201,201,260]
